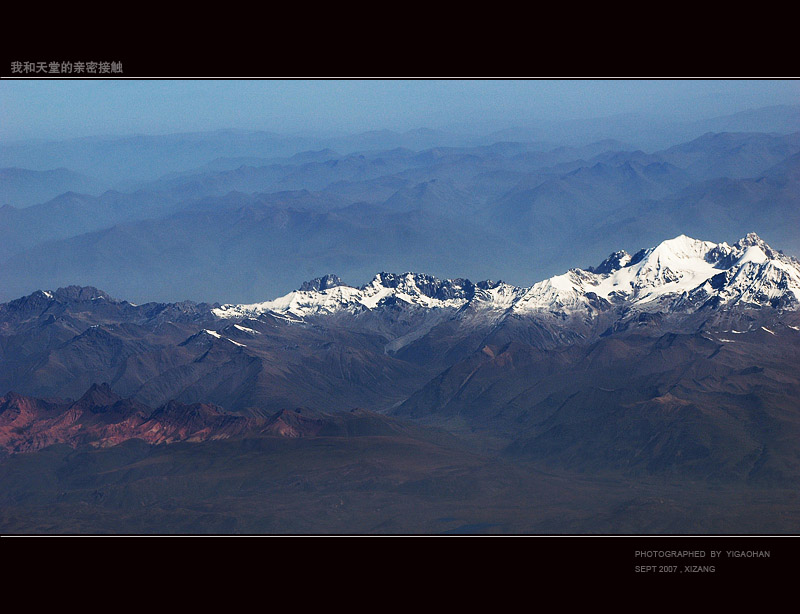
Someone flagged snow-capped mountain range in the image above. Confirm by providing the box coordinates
[212,233,800,321]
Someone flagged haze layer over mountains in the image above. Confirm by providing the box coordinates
[2,104,799,305]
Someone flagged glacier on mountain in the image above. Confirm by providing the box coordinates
[211,233,800,321]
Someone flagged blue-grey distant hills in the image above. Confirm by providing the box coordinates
[3,104,797,186]
[0,167,103,207]
[2,126,800,304]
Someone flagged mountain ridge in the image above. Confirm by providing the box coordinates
[3,232,799,424]
[0,383,464,454]
[211,232,800,322]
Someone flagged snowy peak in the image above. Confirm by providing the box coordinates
[212,234,800,321]
[524,232,800,315]
[685,235,800,310]
[614,235,722,295]
[590,250,631,275]
[299,274,344,292]
[213,272,476,319]
[216,284,364,319]
[732,232,784,262]
[645,234,717,264]
[363,272,476,302]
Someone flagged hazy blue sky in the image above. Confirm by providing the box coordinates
[2,80,798,141]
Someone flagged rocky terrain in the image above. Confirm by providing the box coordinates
[1,232,799,532]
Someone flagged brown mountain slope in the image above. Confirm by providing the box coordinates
[395,325,800,483]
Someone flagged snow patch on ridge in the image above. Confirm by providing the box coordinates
[233,324,260,335]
